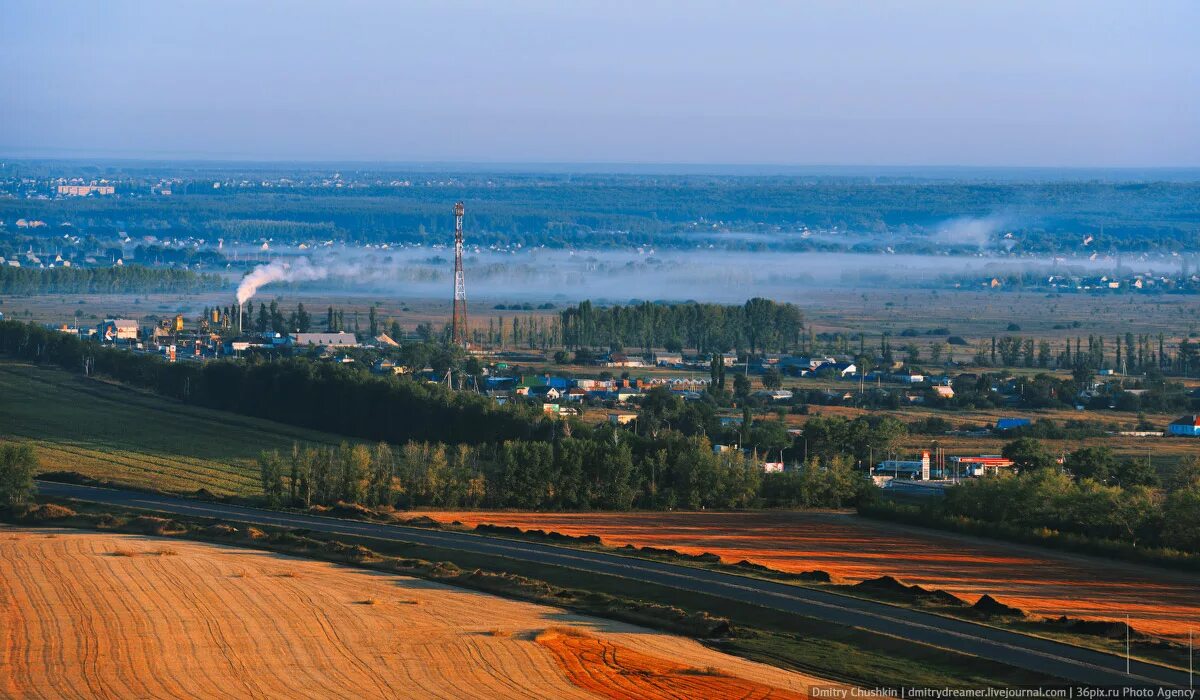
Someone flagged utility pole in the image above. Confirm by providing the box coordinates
[451,202,468,347]
[1125,614,1130,676]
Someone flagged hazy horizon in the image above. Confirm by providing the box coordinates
[3,1,1198,168]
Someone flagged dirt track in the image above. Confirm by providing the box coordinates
[412,510,1200,641]
[0,526,827,699]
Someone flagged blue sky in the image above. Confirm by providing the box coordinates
[1,1,1196,166]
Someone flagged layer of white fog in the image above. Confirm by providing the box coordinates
[231,246,1196,305]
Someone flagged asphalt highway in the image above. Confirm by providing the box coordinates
[36,480,1192,688]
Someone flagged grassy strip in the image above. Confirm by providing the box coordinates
[859,499,1200,573]
[2,500,1062,689]
[0,361,354,497]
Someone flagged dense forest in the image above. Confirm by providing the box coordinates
[4,171,1199,253]
[0,265,224,295]
[560,298,804,354]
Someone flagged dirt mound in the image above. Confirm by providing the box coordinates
[732,560,832,582]
[127,515,186,536]
[1047,616,1139,639]
[23,503,77,521]
[854,575,910,594]
[202,523,240,538]
[853,576,966,607]
[34,471,104,486]
[400,515,442,528]
[321,539,375,560]
[623,544,722,563]
[972,594,1024,617]
[476,523,603,545]
[320,501,382,521]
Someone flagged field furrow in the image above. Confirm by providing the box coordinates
[0,527,830,699]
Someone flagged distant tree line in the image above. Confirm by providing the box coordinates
[0,265,224,295]
[560,298,804,355]
[6,177,1199,253]
[259,433,865,512]
[968,332,1200,377]
[938,371,1193,414]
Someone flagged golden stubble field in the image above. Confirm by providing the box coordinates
[0,526,827,699]
[412,510,1200,642]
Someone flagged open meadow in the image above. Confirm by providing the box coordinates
[410,510,1200,643]
[0,360,356,496]
[0,525,827,699]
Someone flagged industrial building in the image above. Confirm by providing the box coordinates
[287,332,359,348]
[873,452,1015,480]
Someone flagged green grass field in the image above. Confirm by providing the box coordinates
[0,360,354,497]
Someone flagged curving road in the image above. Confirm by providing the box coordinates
[36,480,1191,688]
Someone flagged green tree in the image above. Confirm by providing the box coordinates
[761,367,782,390]
[257,450,285,507]
[1001,438,1057,473]
[256,302,269,333]
[1111,458,1158,488]
[1164,456,1200,491]
[0,443,37,506]
[289,444,312,507]
[1162,486,1200,551]
[1064,446,1117,483]
[733,373,751,399]
[368,442,394,506]
[294,303,312,333]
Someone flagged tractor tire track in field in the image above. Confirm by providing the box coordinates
[0,526,830,699]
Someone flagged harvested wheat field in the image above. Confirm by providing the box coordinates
[412,510,1200,641]
[0,526,828,699]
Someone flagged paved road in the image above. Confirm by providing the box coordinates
[37,480,1191,688]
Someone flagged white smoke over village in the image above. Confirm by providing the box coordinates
[235,258,359,305]
[933,215,1011,248]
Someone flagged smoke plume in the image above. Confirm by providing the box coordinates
[933,215,1010,248]
[236,259,340,304]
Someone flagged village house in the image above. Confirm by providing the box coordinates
[371,359,409,375]
[98,319,139,342]
[814,361,857,378]
[605,352,647,368]
[1167,415,1200,437]
[653,352,683,367]
[754,389,794,401]
[608,412,637,426]
[527,386,563,401]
